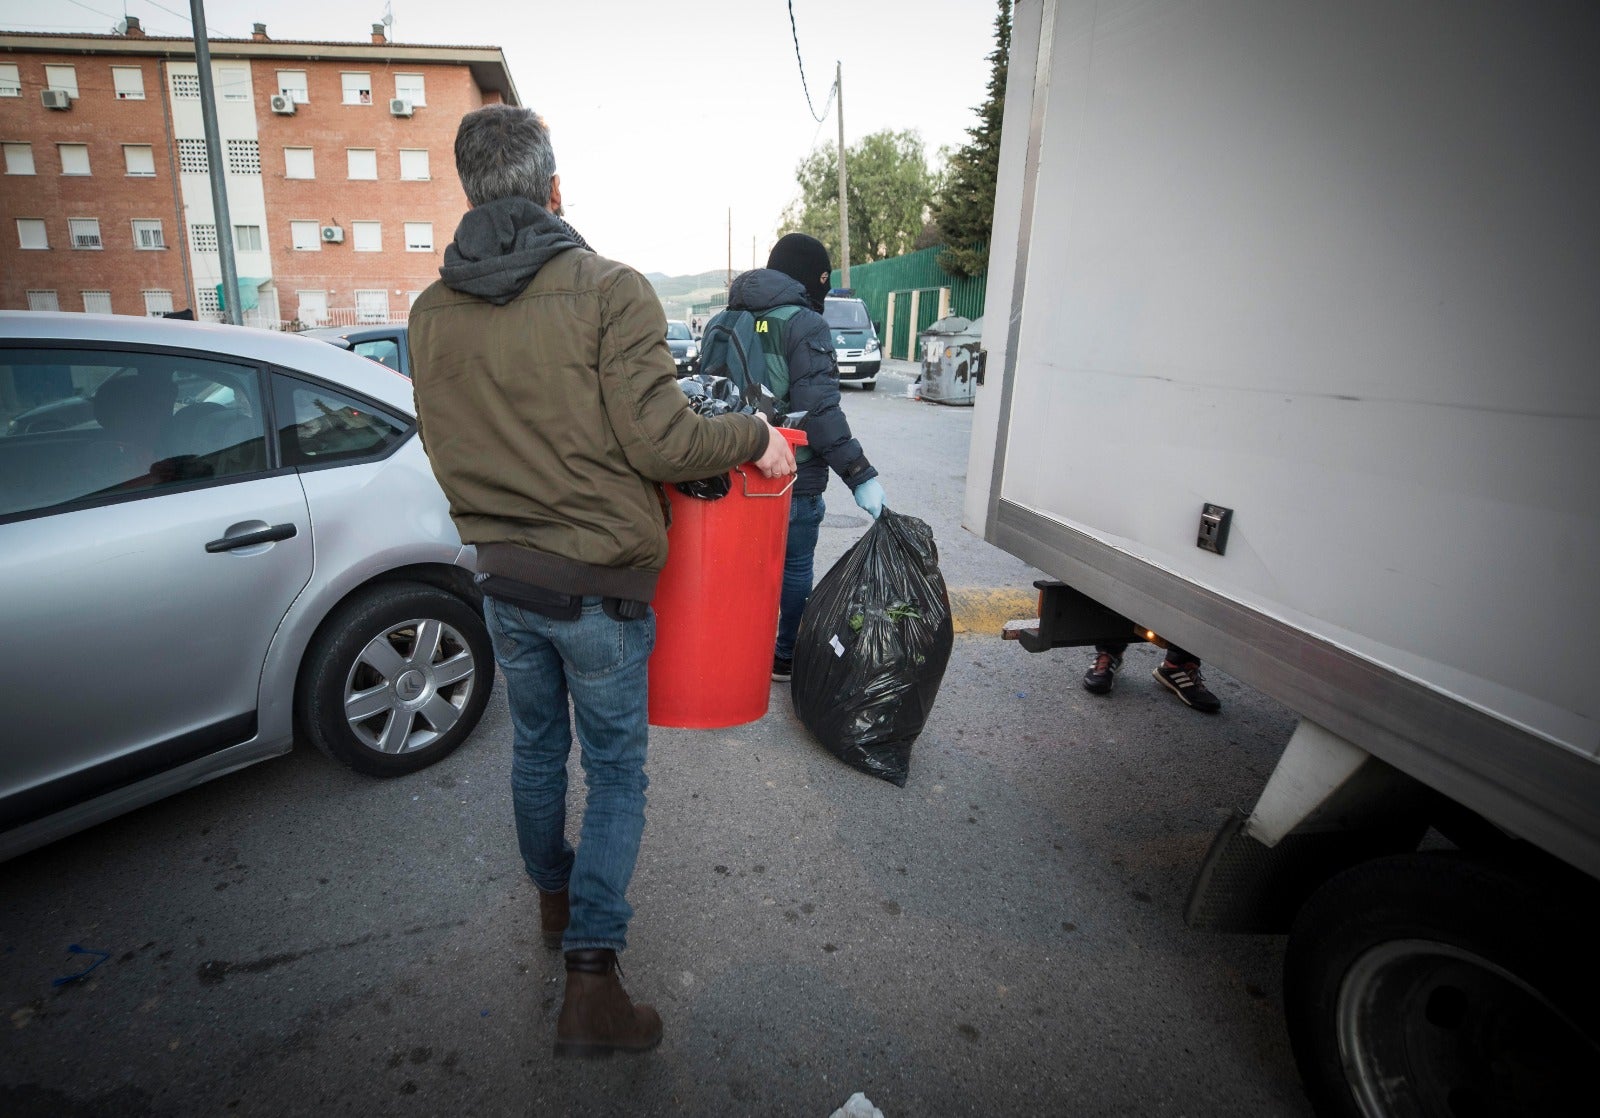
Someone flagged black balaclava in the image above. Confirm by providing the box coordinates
[767,233,832,311]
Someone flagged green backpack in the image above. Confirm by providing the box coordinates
[698,303,811,460]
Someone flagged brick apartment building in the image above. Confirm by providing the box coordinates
[0,17,516,327]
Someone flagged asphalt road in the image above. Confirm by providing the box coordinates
[1,360,1311,1117]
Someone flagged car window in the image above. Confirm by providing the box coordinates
[0,348,268,519]
[352,337,401,371]
[272,374,409,468]
[823,300,871,329]
[665,322,692,341]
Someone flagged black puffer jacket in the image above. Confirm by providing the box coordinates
[727,268,876,498]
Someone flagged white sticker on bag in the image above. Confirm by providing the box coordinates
[829,634,846,657]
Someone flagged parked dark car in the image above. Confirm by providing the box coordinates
[304,324,411,378]
[666,320,699,374]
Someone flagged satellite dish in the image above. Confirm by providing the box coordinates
[113,18,127,34]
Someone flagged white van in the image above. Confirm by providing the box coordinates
[822,292,882,390]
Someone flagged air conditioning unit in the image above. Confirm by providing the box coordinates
[41,88,72,110]
[269,93,296,115]
[389,98,413,117]
[320,225,345,244]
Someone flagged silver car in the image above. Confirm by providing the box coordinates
[0,312,494,860]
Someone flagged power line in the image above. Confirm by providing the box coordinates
[805,78,836,153]
[787,0,829,123]
[133,0,224,38]
[60,0,119,20]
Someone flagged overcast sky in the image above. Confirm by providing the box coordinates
[2,0,998,276]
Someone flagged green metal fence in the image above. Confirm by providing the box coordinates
[830,245,987,360]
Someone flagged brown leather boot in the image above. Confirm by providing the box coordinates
[553,949,663,1058]
[539,888,569,950]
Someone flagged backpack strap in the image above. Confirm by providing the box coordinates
[753,304,804,405]
[753,305,811,463]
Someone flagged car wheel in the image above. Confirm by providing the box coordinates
[298,581,493,776]
[1283,852,1599,1118]
[859,380,877,392]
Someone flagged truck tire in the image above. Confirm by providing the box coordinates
[297,582,493,776]
[1283,852,1598,1118]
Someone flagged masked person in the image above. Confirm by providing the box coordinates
[708,233,887,681]
[408,105,796,1057]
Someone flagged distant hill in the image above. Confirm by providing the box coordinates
[647,270,730,300]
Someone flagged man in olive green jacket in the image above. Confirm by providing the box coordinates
[408,105,794,1059]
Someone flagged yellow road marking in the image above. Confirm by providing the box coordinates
[946,587,1038,636]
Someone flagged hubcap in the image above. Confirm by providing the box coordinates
[342,617,477,754]
[1337,939,1596,1117]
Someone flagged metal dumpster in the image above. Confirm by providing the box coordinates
[917,315,983,406]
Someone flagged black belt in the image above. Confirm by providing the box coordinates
[476,574,648,622]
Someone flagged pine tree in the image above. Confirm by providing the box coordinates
[933,0,1011,278]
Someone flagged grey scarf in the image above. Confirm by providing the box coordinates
[439,197,593,305]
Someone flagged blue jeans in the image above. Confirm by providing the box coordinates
[483,596,655,953]
[776,493,826,660]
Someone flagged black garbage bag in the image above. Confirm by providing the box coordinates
[791,509,953,786]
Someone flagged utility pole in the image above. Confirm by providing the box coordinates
[836,60,849,289]
[191,0,240,324]
[727,208,733,291]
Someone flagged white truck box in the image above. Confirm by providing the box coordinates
[967,2,1599,1112]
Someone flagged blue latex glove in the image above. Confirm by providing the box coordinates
[853,478,886,519]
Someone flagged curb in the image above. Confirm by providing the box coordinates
[947,587,1037,636]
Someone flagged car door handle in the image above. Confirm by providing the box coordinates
[205,523,298,553]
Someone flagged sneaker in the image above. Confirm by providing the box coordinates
[1082,650,1122,694]
[771,656,793,682]
[1153,661,1222,712]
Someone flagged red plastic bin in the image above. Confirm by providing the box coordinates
[648,427,808,728]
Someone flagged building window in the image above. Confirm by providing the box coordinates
[82,290,113,314]
[351,221,381,252]
[297,290,328,325]
[27,290,61,312]
[190,223,218,252]
[196,288,222,321]
[3,142,34,175]
[123,144,156,176]
[290,221,321,251]
[69,218,103,249]
[399,149,429,181]
[346,148,377,180]
[394,73,426,106]
[277,70,308,103]
[284,147,315,179]
[171,72,200,99]
[0,64,20,97]
[16,219,48,250]
[220,66,249,101]
[143,290,174,317]
[44,65,79,99]
[177,139,208,174]
[404,222,434,252]
[112,66,145,100]
[58,144,90,176]
[355,290,390,323]
[234,224,263,252]
[226,139,260,175]
[341,72,372,105]
[132,219,165,250]
[407,290,423,308]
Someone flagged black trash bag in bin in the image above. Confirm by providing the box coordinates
[791,509,954,786]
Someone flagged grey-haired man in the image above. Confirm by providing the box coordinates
[408,105,795,1057]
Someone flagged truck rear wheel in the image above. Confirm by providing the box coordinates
[1283,852,1598,1118]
